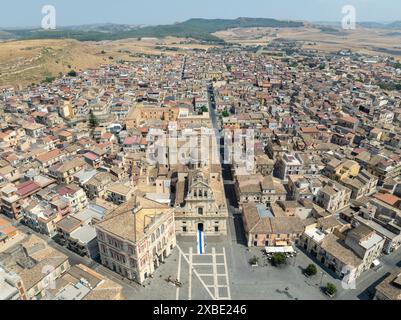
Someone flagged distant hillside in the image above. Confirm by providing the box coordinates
[0,18,304,43]
[386,21,401,29]
[358,22,388,29]
[358,21,401,29]
[314,21,401,30]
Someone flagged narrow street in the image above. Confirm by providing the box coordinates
[207,83,247,246]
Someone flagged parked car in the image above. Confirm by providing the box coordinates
[371,259,383,271]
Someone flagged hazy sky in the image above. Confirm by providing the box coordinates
[1,0,400,28]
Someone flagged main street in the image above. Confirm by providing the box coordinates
[207,82,247,242]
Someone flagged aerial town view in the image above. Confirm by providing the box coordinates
[0,0,401,311]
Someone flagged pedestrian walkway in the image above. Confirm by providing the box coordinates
[176,244,231,300]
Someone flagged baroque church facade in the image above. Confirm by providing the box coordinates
[174,168,228,236]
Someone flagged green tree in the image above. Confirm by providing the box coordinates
[200,105,208,113]
[67,70,77,77]
[44,76,56,83]
[271,253,287,267]
[89,111,99,128]
[249,256,259,266]
[305,264,317,276]
[393,61,401,69]
[326,283,337,296]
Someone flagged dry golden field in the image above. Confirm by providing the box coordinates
[0,37,215,87]
[214,26,401,58]
[0,39,108,87]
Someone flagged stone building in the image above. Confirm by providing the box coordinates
[174,168,228,236]
[95,197,176,284]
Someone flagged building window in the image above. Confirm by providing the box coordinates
[215,226,219,232]
[198,207,204,215]
[183,226,187,232]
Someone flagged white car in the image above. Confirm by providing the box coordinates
[371,259,383,271]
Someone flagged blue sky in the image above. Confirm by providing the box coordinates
[1,0,400,28]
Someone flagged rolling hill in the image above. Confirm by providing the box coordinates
[0,18,304,43]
